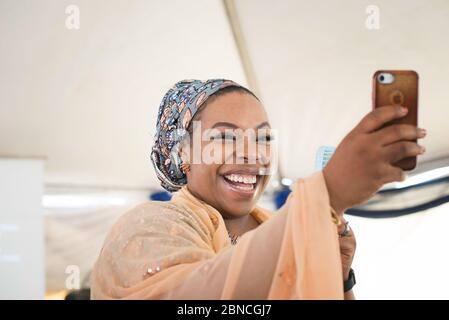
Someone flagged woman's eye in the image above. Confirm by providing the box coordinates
[212,133,236,142]
[256,135,273,143]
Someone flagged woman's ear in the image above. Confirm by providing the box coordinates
[179,141,191,174]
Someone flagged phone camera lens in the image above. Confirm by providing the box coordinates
[377,72,395,84]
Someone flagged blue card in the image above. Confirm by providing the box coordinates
[315,146,336,170]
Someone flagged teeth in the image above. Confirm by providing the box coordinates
[234,183,254,191]
[224,174,257,184]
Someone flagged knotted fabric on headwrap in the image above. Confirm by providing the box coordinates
[151,79,251,192]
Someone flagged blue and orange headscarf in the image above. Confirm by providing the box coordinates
[151,79,255,192]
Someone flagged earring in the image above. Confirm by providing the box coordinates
[180,163,190,173]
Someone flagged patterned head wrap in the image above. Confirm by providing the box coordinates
[151,79,255,192]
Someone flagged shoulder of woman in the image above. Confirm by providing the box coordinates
[113,200,187,223]
[92,200,215,292]
[103,200,211,248]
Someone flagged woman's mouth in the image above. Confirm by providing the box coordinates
[224,173,256,189]
[222,173,259,195]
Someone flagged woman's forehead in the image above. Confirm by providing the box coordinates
[199,92,269,129]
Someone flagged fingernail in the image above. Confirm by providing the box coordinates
[400,107,408,115]
[419,128,427,137]
[420,146,426,154]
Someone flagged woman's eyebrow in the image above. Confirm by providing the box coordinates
[256,121,270,129]
[211,122,239,129]
[211,121,271,129]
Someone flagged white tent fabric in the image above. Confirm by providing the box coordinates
[0,0,247,189]
[2,0,448,189]
[234,0,449,179]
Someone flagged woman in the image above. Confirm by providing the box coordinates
[91,79,426,299]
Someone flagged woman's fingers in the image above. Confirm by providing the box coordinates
[383,141,426,164]
[354,105,408,134]
[373,124,426,146]
[382,165,406,184]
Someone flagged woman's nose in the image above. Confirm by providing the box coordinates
[237,145,269,165]
[240,154,258,164]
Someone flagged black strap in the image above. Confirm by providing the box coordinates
[344,268,356,292]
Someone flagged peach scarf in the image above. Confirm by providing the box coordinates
[91,172,343,299]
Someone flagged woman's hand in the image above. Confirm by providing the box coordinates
[323,105,427,214]
[338,217,356,281]
[338,217,356,299]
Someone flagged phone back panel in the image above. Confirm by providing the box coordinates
[372,70,419,170]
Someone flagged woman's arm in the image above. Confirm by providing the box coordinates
[338,216,357,300]
[345,289,355,300]
[161,172,344,299]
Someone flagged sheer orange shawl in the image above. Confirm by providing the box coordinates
[91,172,343,299]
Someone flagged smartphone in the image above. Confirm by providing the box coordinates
[372,70,419,171]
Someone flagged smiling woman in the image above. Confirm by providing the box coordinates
[180,86,272,221]
[90,79,425,300]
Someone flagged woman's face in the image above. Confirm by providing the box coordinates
[183,91,273,219]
